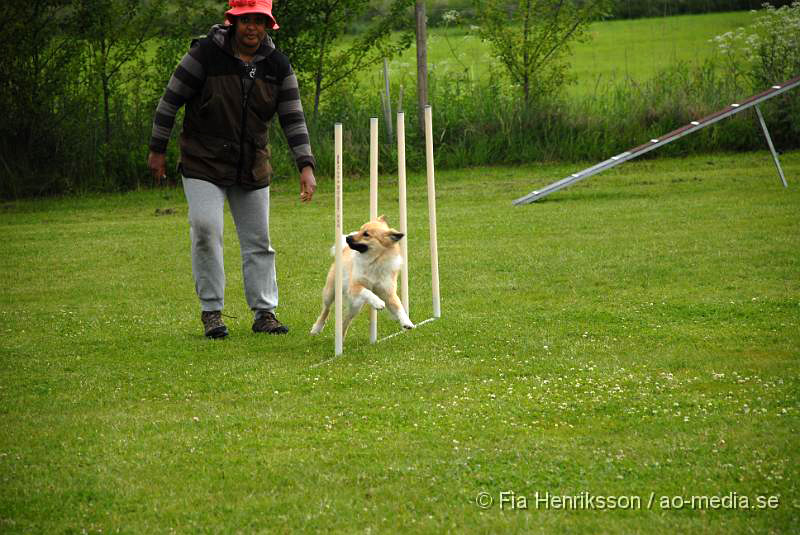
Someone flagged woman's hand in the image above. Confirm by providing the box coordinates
[300,165,316,202]
[148,151,167,183]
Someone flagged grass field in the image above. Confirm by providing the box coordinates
[1,150,799,532]
[363,11,758,97]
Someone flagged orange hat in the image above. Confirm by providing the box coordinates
[225,0,279,30]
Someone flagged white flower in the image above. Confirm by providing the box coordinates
[442,10,460,24]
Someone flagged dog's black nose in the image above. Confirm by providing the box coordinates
[346,235,354,245]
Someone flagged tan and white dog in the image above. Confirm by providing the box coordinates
[310,216,414,338]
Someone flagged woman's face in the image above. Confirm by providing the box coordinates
[235,14,269,50]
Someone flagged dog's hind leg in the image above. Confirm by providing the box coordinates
[310,297,331,335]
[310,271,336,335]
[341,301,363,338]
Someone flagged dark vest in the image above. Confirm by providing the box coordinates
[179,37,290,189]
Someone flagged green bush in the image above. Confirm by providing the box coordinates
[711,1,800,146]
[305,53,797,175]
[3,3,798,199]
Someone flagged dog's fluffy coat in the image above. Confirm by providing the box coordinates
[310,216,414,338]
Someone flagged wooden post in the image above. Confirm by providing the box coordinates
[424,106,441,318]
[334,123,344,356]
[398,85,404,113]
[369,118,379,342]
[383,58,394,144]
[415,1,428,138]
[397,112,409,314]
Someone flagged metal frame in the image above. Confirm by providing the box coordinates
[513,75,800,205]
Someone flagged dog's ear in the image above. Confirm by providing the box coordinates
[389,231,404,242]
[378,215,389,224]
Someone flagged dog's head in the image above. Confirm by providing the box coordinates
[345,216,404,254]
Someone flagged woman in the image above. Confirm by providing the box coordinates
[147,0,316,338]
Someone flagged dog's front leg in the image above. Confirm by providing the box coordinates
[350,283,385,311]
[340,283,385,337]
[383,293,415,330]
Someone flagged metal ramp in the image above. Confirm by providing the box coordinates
[513,75,800,205]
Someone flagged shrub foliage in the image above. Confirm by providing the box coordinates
[0,1,797,198]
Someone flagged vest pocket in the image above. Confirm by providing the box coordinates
[179,132,241,182]
[183,133,240,164]
[247,135,272,186]
[252,145,272,183]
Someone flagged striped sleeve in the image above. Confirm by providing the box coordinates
[277,66,316,171]
[149,48,206,153]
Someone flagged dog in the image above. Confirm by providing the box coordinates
[310,216,415,338]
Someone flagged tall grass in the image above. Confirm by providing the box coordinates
[260,9,800,183]
[269,57,798,181]
[4,11,798,198]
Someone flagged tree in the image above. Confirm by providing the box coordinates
[473,0,608,104]
[70,0,166,146]
[272,0,414,121]
[0,0,87,196]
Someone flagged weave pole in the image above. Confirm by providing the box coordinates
[369,117,379,343]
[376,108,441,344]
[315,115,440,365]
[424,105,441,318]
[334,123,344,356]
[397,112,410,314]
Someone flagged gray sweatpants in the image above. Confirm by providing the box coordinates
[182,177,277,316]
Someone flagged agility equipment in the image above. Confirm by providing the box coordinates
[513,75,800,205]
[330,107,441,357]
[334,123,344,356]
[369,118,379,343]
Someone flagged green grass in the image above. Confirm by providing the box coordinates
[1,151,799,533]
[363,11,758,97]
[568,11,758,96]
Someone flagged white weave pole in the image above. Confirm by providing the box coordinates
[396,112,410,314]
[334,123,344,356]
[424,105,441,318]
[369,117,379,343]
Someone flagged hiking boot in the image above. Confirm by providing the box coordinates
[252,310,289,334]
[201,310,229,339]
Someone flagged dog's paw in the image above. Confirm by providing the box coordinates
[310,323,323,335]
[370,297,386,310]
[402,322,415,330]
